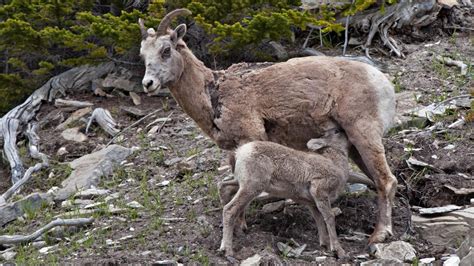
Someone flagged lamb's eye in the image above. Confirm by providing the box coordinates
[162,47,171,58]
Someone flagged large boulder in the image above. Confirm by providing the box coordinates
[54,145,133,201]
[0,192,50,227]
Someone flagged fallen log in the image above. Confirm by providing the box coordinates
[0,63,115,184]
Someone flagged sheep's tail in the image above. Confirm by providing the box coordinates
[348,171,375,187]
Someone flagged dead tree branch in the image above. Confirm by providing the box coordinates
[0,217,94,245]
[86,108,120,136]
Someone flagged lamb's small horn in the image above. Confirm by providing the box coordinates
[138,18,148,40]
[156,8,192,36]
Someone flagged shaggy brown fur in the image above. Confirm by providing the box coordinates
[218,132,351,258]
[139,9,397,243]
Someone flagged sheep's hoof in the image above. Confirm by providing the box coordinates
[336,248,348,260]
[368,227,392,244]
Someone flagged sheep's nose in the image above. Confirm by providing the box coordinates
[143,79,153,88]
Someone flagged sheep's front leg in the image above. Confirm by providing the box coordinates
[307,205,330,248]
[218,179,247,233]
[219,187,259,257]
[310,188,346,258]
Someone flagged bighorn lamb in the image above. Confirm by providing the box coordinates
[218,130,350,258]
[139,9,397,243]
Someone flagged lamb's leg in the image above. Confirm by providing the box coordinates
[307,205,330,248]
[344,123,397,244]
[310,189,346,258]
[218,180,247,233]
[219,187,260,257]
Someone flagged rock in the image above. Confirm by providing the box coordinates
[443,255,460,266]
[277,242,306,258]
[360,259,404,265]
[197,215,210,227]
[120,106,147,117]
[460,250,473,266]
[54,145,132,201]
[419,205,463,215]
[153,260,177,266]
[444,185,474,195]
[61,199,95,209]
[74,188,110,199]
[371,241,416,262]
[451,207,474,220]
[419,257,436,264]
[102,67,140,92]
[0,192,50,227]
[61,127,88,142]
[348,183,368,194]
[302,48,325,56]
[406,157,435,170]
[104,192,120,202]
[1,250,17,260]
[148,125,159,136]
[412,214,469,247]
[126,201,144,209]
[438,0,461,8]
[164,157,182,167]
[129,92,141,105]
[56,107,92,130]
[158,180,171,187]
[39,245,58,254]
[261,201,285,214]
[241,254,262,266]
[457,237,473,258]
[56,147,68,156]
[269,41,288,60]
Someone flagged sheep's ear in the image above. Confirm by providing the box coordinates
[307,138,328,151]
[170,24,187,44]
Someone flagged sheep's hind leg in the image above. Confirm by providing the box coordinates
[344,123,397,244]
[219,187,261,257]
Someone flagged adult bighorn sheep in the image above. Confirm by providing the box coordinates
[138,9,397,244]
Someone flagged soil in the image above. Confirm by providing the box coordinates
[0,33,472,264]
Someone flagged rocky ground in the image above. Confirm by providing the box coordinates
[0,33,472,265]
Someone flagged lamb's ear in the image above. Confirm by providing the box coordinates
[170,24,187,44]
[307,138,328,151]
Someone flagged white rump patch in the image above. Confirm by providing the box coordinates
[364,65,396,133]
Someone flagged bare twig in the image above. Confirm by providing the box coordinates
[0,217,94,245]
[343,0,356,56]
[0,163,45,206]
[433,94,471,110]
[106,55,142,66]
[156,111,174,134]
[435,56,468,75]
[106,108,163,146]
[443,26,474,31]
[54,99,93,108]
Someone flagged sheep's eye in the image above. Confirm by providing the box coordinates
[162,47,171,58]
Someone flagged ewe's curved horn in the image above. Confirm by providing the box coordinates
[157,8,192,36]
[138,18,147,39]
